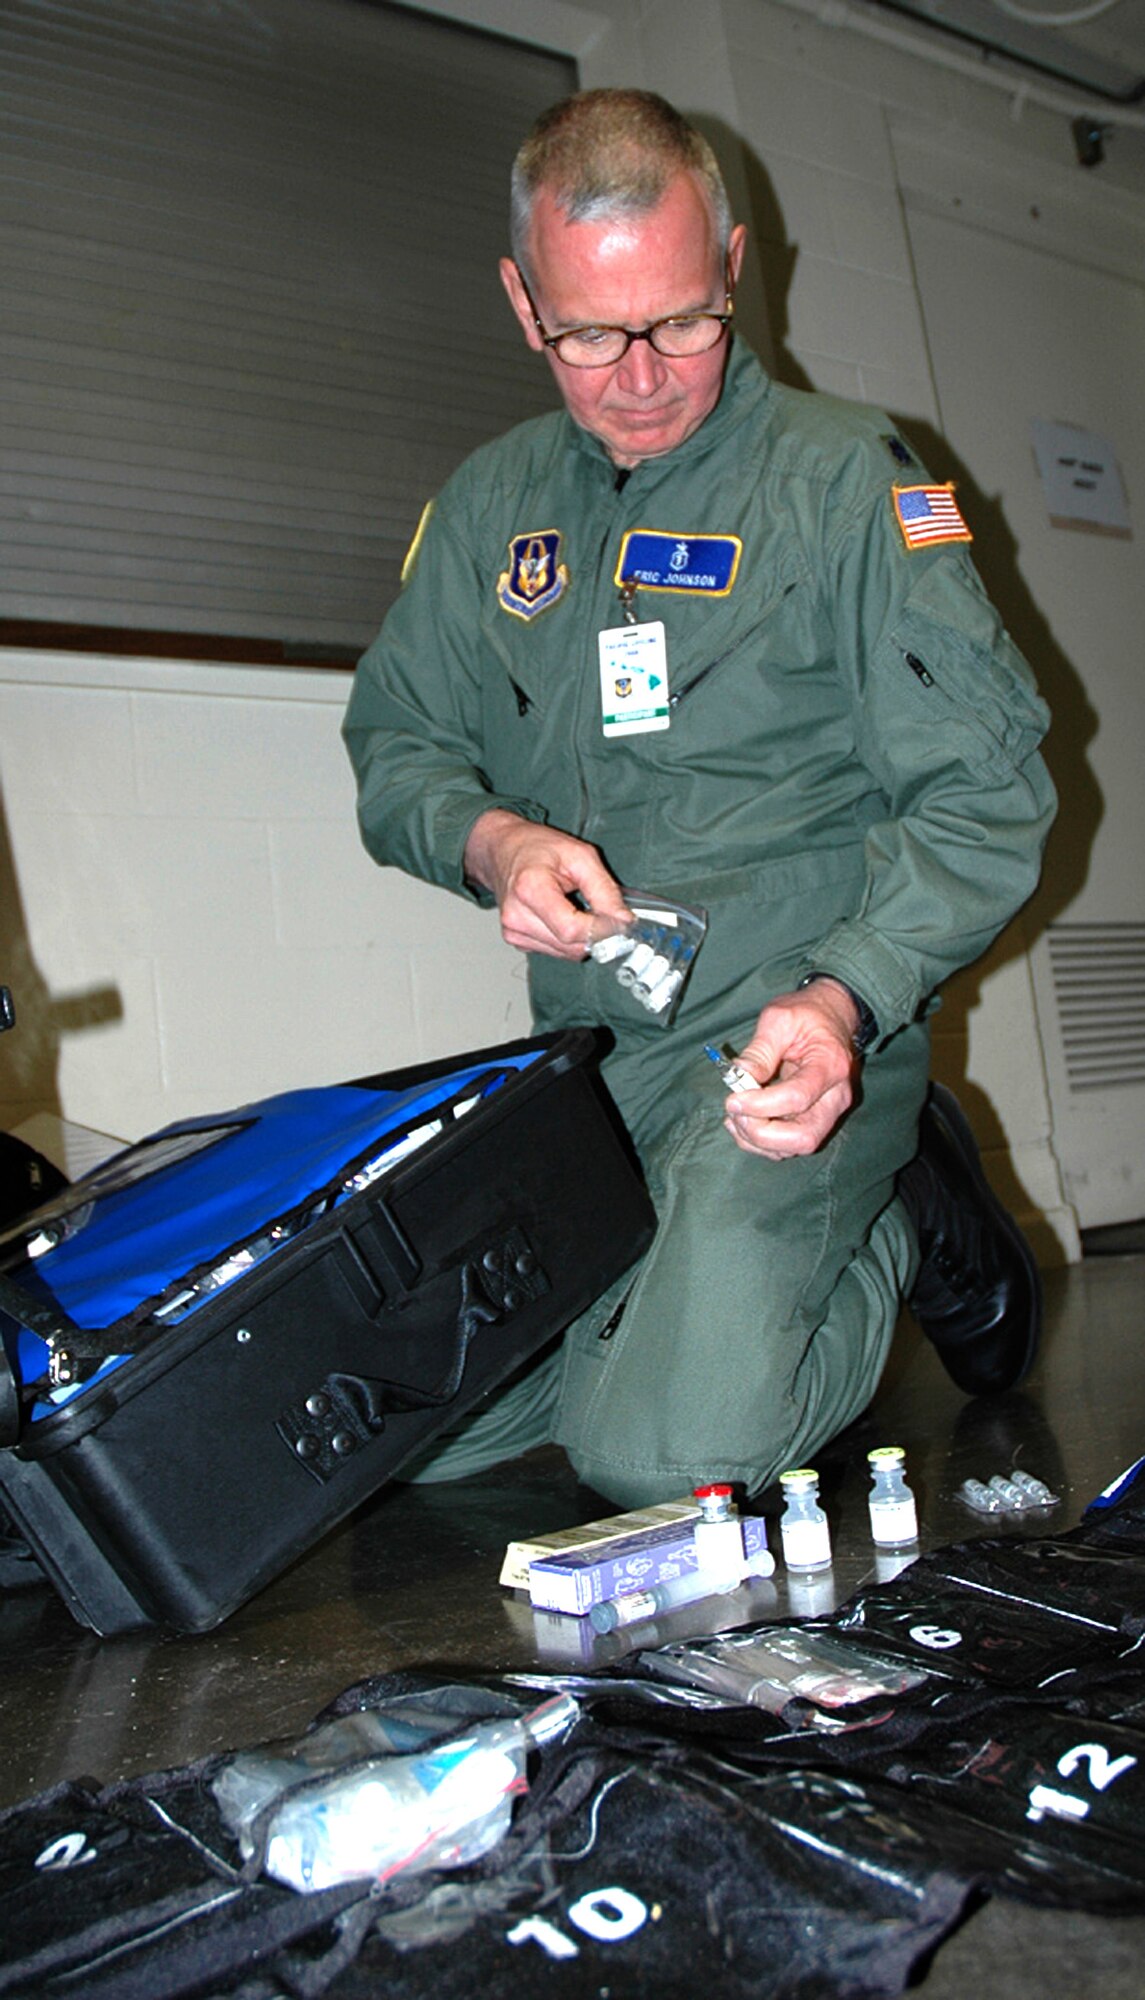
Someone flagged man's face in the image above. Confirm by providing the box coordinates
[501,174,746,468]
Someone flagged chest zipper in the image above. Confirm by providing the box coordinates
[669,582,800,709]
[571,507,631,838]
[904,650,934,687]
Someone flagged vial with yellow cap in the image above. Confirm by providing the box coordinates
[867,1446,918,1547]
[778,1467,832,1571]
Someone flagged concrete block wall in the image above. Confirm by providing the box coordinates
[0,653,531,1147]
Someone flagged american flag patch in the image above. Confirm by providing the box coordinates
[893,484,972,550]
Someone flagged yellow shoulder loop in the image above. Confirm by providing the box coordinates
[400,499,436,585]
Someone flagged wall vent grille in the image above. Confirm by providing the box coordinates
[1046,923,1145,1094]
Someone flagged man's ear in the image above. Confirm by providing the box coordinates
[499,257,545,351]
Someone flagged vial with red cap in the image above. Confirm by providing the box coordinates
[692,1483,744,1588]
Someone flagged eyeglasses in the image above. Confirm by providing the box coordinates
[515,263,735,370]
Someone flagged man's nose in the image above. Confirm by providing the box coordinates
[615,333,667,396]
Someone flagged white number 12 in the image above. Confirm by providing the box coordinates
[1026,1741,1138,1824]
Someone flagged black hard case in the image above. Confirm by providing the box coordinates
[0,1032,654,1636]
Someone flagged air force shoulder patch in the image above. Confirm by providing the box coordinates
[497,530,569,620]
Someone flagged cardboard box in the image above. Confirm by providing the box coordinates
[528,1515,771,1615]
[499,1497,699,1592]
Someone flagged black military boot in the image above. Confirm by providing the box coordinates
[898,1083,1042,1395]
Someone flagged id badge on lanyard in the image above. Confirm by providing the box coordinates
[598,612,670,737]
[598,530,742,738]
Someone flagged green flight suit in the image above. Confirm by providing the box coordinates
[343,339,1055,1505]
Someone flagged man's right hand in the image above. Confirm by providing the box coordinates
[463,810,631,959]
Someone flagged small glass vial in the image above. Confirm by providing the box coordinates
[779,1468,832,1571]
[867,1446,918,1547]
[692,1482,743,1588]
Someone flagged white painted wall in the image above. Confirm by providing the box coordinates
[900,200,1145,1232]
[0,652,533,1149]
[4,0,1143,1256]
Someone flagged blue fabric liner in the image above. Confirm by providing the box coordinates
[9,1054,539,1340]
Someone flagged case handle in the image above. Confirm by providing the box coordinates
[277,1225,549,1482]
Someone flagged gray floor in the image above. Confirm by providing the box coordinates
[3,1252,1145,1993]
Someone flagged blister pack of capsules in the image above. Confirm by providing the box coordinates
[958,1469,1060,1515]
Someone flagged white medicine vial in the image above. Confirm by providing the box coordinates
[632,952,673,1001]
[616,940,656,987]
[779,1467,832,1571]
[867,1446,918,1546]
[692,1482,743,1588]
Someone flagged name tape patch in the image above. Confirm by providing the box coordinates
[615,530,742,596]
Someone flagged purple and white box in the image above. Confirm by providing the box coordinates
[528,1514,770,1615]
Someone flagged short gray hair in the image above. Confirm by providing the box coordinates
[510,89,732,279]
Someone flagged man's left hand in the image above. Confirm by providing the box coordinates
[721,979,861,1160]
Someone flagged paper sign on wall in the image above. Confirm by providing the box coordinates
[1031,421,1131,538]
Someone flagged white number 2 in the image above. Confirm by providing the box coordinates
[1057,1742,1138,1792]
[1026,1740,1138,1824]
